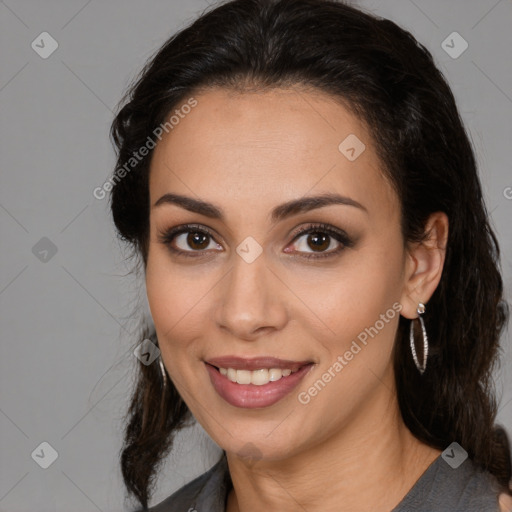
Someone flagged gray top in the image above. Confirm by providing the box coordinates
[146,452,501,511]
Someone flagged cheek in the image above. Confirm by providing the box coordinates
[292,246,404,428]
[294,239,404,345]
[146,252,175,333]
[145,250,191,348]
[145,246,218,363]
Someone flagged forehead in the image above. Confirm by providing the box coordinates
[149,87,398,221]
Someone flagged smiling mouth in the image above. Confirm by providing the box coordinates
[207,364,307,386]
[204,360,315,409]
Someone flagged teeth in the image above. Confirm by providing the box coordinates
[218,367,297,385]
[236,370,252,385]
[250,369,268,385]
[269,368,282,381]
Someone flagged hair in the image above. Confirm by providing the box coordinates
[109,0,511,509]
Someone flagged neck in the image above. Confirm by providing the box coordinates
[225,381,441,512]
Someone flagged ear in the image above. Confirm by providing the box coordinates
[400,212,449,320]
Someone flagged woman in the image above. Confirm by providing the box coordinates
[109,0,512,510]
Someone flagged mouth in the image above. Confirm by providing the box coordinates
[204,356,314,408]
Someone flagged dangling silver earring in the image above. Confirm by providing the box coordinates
[409,302,428,374]
[159,357,167,386]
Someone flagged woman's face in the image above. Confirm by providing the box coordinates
[146,87,411,460]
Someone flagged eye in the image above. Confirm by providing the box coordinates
[158,224,222,258]
[158,222,353,260]
[286,223,354,260]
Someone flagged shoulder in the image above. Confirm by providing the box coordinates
[394,455,502,512]
[451,460,502,511]
[146,454,230,512]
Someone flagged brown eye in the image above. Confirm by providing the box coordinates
[292,231,339,254]
[286,223,354,260]
[185,231,210,250]
[158,224,223,258]
[305,232,331,252]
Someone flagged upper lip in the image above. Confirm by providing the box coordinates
[205,356,313,371]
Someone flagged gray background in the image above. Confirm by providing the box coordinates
[1,0,511,510]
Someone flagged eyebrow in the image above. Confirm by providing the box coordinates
[153,192,367,223]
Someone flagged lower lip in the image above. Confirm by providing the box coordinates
[205,363,313,409]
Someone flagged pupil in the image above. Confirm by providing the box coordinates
[188,232,209,250]
[308,233,329,252]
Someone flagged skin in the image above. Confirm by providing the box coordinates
[145,86,477,511]
[500,494,512,512]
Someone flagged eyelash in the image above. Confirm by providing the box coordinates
[158,222,354,260]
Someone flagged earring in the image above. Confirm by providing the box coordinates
[159,357,167,386]
[409,302,428,374]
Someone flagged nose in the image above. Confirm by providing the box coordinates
[214,252,288,341]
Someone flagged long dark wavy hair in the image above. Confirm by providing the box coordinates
[109,0,511,509]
